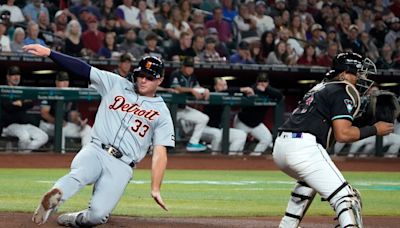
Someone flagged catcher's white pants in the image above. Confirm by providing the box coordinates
[200,126,247,152]
[176,106,209,144]
[1,123,48,151]
[233,115,272,152]
[39,120,92,151]
[273,132,356,227]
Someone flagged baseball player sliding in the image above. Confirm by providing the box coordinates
[24,44,175,227]
[273,53,394,228]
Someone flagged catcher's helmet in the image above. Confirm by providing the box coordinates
[132,56,164,80]
[327,52,377,95]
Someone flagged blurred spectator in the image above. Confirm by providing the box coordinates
[384,17,400,50]
[112,53,134,80]
[1,66,48,152]
[99,0,116,25]
[288,14,306,43]
[165,6,192,42]
[221,0,237,22]
[229,41,255,64]
[326,26,343,51]
[179,0,192,22]
[167,31,195,61]
[317,42,338,67]
[64,19,84,57]
[206,27,230,58]
[375,43,400,69]
[314,3,333,28]
[355,7,374,33]
[296,0,315,27]
[10,26,24,52]
[233,3,258,43]
[116,0,140,29]
[37,11,54,45]
[266,41,288,65]
[341,24,362,54]
[369,15,389,49]
[39,71,91,153]
[0,10,13,38]
[201,77,250,155]
[82,15,105,56]
[143,32,164,59]
[233,73,283,156]
[192,24,206,37]
[360,31,379,63]
[23,21,45,46]
[190,10,205,31]
[337,13,352,39]
[118,29,144,60]
[281,9,290,27]
[198,36,226,63]
[200,0,220,12]
[138,19,152,42]
[297,43,317,65]
[0,19,11,52]
[22,0,49,23]
[249,40,264,64]
[137,0,158,29]
[0,0,25,24]
[191,35,205,58]
[155,0,172,30]
[276,28,304,57]
[76,7,92,32]
[309,23,327,56]
[98,14,124,36]
[205,6,232,44]
[254,0,274,36]
[260,31,275,62]
[98,31,119,59]
[342,0,358,23]
[52,9,76,39]
[269,0,287,18]
[390,0,400,17]
[168,56,210,152]
[69,0,101,21]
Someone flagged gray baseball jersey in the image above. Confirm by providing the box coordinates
[89,67,175,163]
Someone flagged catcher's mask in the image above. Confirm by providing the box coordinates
[132,56,164,82]
[326,52,377,95]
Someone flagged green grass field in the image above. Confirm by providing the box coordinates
[0,169,399,217]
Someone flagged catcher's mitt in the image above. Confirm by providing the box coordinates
[354,90,400,127]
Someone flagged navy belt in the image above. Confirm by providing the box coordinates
[101,144,136,168]
[278,131,303,138]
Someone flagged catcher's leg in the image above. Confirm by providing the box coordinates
[327,182,363,228]
[279,181,316,228]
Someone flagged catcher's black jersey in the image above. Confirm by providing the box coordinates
[279,81,359,148]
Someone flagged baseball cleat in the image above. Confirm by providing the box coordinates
[57,212,80,227]
[32,188,63,225]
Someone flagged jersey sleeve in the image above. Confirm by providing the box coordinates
[89,67,124,96]
[153,108,175,148]
[330,89,357,122]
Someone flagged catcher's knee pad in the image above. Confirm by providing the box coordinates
[280,181,316,228]
[328,182,363,228]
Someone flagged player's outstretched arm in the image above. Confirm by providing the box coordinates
[23,44,91,80]
[151,145,168,211]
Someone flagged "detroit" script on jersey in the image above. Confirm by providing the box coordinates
[108,95,160,121]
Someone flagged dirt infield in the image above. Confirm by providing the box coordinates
[0,152,399,227]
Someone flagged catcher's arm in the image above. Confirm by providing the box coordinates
[151,145,168,211]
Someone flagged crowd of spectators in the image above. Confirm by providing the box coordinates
[0,0,400,69]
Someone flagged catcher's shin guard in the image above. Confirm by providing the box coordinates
[279,181,316,228]
[328,182,363,228]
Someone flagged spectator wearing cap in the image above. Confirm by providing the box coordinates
[341,24,362,54]
[82,15,105,56]
[269,0,286,18]
[22,0,49,23]
[137,0,158,29]
[233,4,258,43]
[0,19,10,51]
[229,41,256,64]
[317,42,338,67]
[23,21,45,46]
[10,26,24,52]
[1,66,49,152]
[369,15,389,49]
[98,31,119,59]
[205,6,232,44]
[144,32,164,59]
[384,17,400,50]
[52,9,77,39]
[206,27,230,58]
[253,1,274,36]
[309,23,327,56]
[167,31,196,62]
[0,1,24,24]
[118,29,144,60]
[116,0,140,30]
[165,6,193,42]
[39,71,91,153]
[221,0,237,22]
[325,26,343,51]
[64,19,85,57]
[198,36,226,63]
[167,56,210,152]
[113,53,134,80]
[233,73,283,156]
[69,0,101,21]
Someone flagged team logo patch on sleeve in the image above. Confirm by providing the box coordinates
[344,99,354,113]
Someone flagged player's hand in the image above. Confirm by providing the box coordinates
[374,121,394,136]
[12,100,22,107]
[22,44,51,57]
[151,191,168,211]
[203,89,210,100]
[191,90,203,100]
[240,87,254,96]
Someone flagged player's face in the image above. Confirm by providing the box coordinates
[136,75,163,97]
[55,80,69,88]
[7,74,20,86]
[214,79,227,92]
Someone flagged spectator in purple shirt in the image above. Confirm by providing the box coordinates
[205,6,232,44]
[229,41,255,64]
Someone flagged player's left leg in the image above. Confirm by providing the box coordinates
[250,123,272,154]
[383,133,400,157]
[228,128,247,154]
